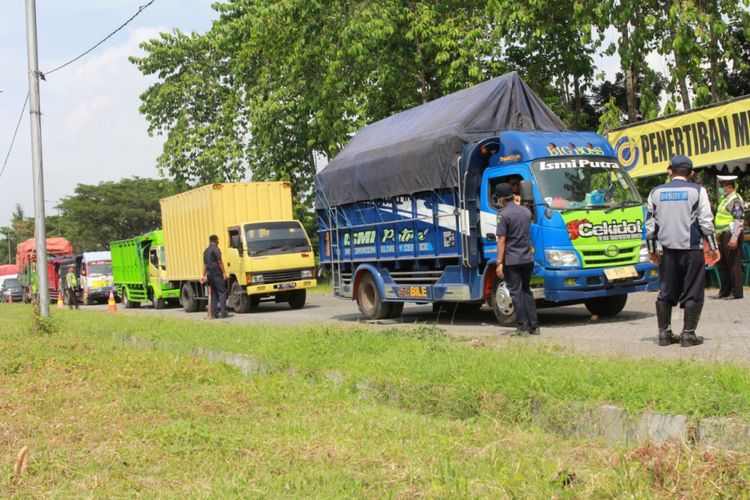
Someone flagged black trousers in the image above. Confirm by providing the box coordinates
[66,287,79,309]
[657,249,705,308]
[717,231,744,298]
[505,262,538,329]
[208,274,228,317]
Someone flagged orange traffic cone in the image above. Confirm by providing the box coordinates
[7,293,12,304]
[107,290,117,313]
[57,292,64,309]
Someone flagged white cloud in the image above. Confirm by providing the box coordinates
[0,26,168,223]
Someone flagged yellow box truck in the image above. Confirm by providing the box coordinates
[160,182,317,313]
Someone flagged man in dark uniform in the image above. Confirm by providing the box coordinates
[495,182,539,336]
[646,155,719,347]
[712,175,744,300]
[202,234,229,318]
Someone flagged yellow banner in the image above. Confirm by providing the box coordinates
[607,97,750,178]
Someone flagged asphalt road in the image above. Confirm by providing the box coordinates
[79,289,750,364]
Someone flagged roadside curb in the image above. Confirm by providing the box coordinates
[532,402,750,452]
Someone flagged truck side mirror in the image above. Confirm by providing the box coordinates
[519,180,534,203]
[237,242,244,257]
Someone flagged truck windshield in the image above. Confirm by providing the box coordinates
[87,261,112,276]
[531,157,641,210]
[244,221,311,256]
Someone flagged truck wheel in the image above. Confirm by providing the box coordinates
[356,273,391,320]
[288,289,306,310]
[585,294,628,317]
[181,284,198,313]
[386,301,404,318]
[154,297,166,310]
[491,278,517,326]
[122,288,140,309]
[230,280,252,313]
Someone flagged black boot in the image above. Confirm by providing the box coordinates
[680,303,704,347]
[656,301,678,346]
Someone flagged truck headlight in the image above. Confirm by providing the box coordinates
[251,274,264,284]
[300,269,314,278]
[638,242,650,263]
[544,249,580,267]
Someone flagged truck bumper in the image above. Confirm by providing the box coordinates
[543,263,659,302]
[246,279,317,295]
[86,287,115,300]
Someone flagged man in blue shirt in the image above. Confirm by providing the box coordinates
[202,234,229,319]
[495,182,539,336]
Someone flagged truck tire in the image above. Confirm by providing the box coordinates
[122,288,140,309]
[288,289,306,310]
[585,294,628,317]
[154,297,166,310]
[181,284,198,313]
[230,280,252,313]
[491,278,517,326]
[356,273,391,320]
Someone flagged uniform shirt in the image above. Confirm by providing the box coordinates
[645,178,715,250]
[496,201,534,265]
[715,192,744,240]
[203,244,223,277]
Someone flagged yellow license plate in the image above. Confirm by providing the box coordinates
[93,281,109,287]
[603,266,638,281]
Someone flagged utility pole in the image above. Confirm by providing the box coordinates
[25,0,49,316]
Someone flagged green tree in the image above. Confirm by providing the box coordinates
[489,0,603,128]
[56,177,178,251]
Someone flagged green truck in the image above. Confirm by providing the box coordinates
[111,229,180,309]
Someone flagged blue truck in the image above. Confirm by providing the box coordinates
[316,73,659,323]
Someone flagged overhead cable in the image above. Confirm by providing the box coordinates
[0,93,30,182]
[43,0,158,78]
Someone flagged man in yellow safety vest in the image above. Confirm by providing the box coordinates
[712,175,745,300]
[65,265,80,309]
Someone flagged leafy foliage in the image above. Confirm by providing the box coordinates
[131,0,750,192]
[55,177,178,252]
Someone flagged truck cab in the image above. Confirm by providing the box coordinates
[79,251,114,305]
[224,219,317,312]
[477,131,658,321]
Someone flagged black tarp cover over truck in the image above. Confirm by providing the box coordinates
[316,71,567,207]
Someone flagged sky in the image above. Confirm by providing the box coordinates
[0,1,634,233]
[0,0,218,228]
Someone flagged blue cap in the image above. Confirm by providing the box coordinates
[668,155,693,171]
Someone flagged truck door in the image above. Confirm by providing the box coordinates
[227,226,243,279]
[480,167,542,266]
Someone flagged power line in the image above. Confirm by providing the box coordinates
[0,93,29,182]
[43,0,158,77]
[1,1,159,184]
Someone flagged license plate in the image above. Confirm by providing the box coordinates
[273,282,297,290]
[603,266,638,281]
[93,281,108,288]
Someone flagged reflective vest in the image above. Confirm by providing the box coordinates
[66,272,78,288]
[714,192,743,233]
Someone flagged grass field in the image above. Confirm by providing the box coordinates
[2,305,749,496]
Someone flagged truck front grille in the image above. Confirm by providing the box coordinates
[259,269,303,284]
[579,244,639,267]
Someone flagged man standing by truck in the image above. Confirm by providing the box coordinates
[712,175,744,300]
[202,234,229,319]
[646,155,719,347]
[495,182,540,336]
[65,265,80,310]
